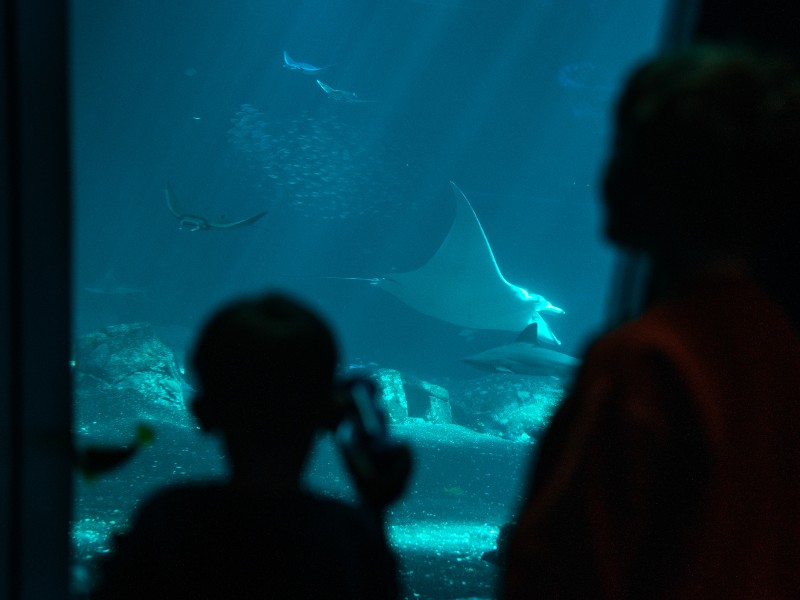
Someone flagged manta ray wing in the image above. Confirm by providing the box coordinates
[378,182,561,343]
[165,183,184,219]
[316,79,336,95]
[207,211,268,229]
[316,80,375,103]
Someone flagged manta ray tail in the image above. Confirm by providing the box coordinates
[325,276,381,285]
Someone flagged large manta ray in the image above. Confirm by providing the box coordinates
[165,184,267,231]
[339,182,564,345]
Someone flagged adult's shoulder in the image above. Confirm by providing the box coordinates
[583,276,764,361]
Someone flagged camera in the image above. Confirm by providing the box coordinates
[334,376,412,510]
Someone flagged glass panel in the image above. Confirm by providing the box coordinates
[71,1,669,597]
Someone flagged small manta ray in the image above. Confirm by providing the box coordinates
[282,50,333,74]
[165,183,268,231]
[316,80,375,103]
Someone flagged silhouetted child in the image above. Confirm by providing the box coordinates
[94,293,402,599]
[504,45,800,599]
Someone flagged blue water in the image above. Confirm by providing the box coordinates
[70,1,668,597]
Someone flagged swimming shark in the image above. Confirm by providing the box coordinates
[282,51,333,74]
[84,269,147,298]
[165,184,268,231]
[462,323,580,378]
[316,80,375,103]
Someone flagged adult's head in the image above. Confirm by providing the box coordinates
[602,45,800,268]
[190,292,339,450]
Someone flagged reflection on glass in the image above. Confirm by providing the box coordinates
[70,1,668,596]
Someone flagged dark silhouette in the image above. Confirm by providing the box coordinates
[94,293,404,599]
[504,45,800,599]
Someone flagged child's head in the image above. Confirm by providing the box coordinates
[190,293,339,440]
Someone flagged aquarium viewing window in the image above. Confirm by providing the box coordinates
[67,1,671,597]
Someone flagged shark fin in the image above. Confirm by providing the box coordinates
[516,323,540,345]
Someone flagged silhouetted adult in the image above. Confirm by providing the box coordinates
[504,45,800,599]
[94,293,403,599]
